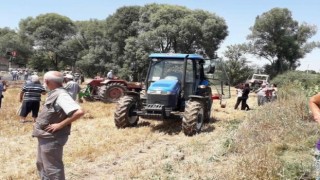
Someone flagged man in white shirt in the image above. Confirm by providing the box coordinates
[107,70,113,79]
[64,74,81,101]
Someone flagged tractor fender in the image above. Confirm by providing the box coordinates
[188,95,207,102]
[101,79,128,86]
[125,91,140,98]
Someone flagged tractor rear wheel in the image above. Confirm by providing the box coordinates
[99,83,127,103]
[182,100,204,136]
[114,96,139,128]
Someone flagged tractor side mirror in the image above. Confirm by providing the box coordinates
[207,65,215,74]
[204,60,215,74]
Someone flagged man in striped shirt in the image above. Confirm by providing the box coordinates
[19,75,46,123]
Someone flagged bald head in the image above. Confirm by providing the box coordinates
[44,71,64,90]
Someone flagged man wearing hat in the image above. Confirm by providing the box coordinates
[19,75,46,122]
[64,74,81,101]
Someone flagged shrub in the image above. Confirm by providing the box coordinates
[272,71,320,90]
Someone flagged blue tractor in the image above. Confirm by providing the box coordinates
[114,53,216,136]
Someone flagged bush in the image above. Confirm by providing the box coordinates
[272,71,320,90]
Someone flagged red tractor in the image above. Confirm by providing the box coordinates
[79,78,143,103]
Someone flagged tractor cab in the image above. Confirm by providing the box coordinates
[145,53,208,110]
[114,53,222,136]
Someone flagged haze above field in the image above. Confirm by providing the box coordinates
[1,0,319,71]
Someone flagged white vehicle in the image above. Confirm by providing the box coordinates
[246,74,269,90]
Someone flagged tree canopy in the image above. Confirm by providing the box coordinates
[223,44,254,85]
[1,5,319,81]
[247,8,319,76]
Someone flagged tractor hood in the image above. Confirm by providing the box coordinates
[147,79,180,95]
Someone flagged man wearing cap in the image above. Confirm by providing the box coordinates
[64,74,81,101]
[33,71,84,180]
[19,75,46,122]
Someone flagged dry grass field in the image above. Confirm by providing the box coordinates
[0,81,317,179]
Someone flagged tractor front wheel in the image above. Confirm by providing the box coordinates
[114,96,139,128]
[182,100,204,136]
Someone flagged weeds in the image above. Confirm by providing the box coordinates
[225,87,318,179]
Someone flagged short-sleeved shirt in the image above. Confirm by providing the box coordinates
[56,92,81,116]
[107,71,113,79]
[256,87,267,96]
[65,81,80,100]
[22,82,46,101]
[236,89,243,97]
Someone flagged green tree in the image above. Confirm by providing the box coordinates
[74,19,112,77]
[223,44,254,85]
[0,27,32,67]
[121,4,228,80]
[19,13,76,70]
[247,8,319,76]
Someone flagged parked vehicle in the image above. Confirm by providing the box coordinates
[79,78,143,103]
[114,53,228,136]
[246,73,269,91]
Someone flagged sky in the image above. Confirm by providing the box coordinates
[0,0,319,71]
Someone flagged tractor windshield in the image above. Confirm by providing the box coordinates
[148,59,193,83]
[252,74,269,81]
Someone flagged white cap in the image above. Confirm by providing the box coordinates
[65,74,73,79]
[31,75,39,82]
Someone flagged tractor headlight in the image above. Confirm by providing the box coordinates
[161,91,176,95]
[147,90,162,94]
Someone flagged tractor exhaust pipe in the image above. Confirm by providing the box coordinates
[181,55,189,98]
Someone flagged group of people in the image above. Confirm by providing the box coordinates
[234,83,278,110]
[255,83,278,106]
[10,68,35,81]
[19,73,81,123]
[16,71,84,179]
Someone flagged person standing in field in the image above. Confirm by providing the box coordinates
[308,93,320,179]
[32,71,84,180]
[241,83,251,111]
[64,74,81,101]
[256,84,267,106]
[234,83,243,110]
[0,80,7,108]
[19,75,46,123]
[271,84,278,102]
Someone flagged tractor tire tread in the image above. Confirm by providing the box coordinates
[182,100,203,136]
[114,96,139,128]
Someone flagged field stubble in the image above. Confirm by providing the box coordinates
[0,86,315,179]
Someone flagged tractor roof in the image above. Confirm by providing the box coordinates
[149,53,204,60]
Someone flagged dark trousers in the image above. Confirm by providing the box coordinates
[20,101,40,118]
[234,97,242,109]
[37,137,68,180]
[241,97,250,110]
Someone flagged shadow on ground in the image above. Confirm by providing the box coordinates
[137,118,216,135]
